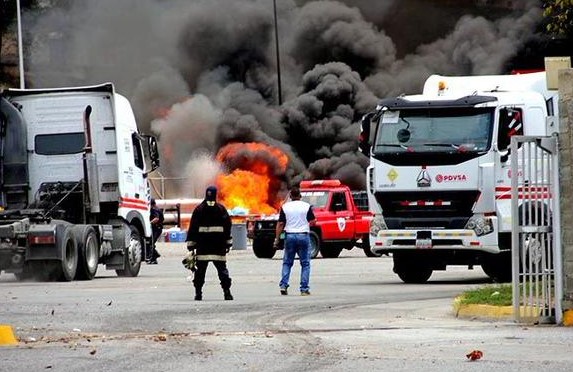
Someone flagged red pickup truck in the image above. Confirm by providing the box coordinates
[246,180,378,259]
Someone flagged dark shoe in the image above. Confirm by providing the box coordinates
[195,293,202,301]
[280,287,288,296]
[148,260,158,265]
[300,291,311,296]
[223,290,234,300]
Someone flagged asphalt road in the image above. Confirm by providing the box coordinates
[1,243,573,371]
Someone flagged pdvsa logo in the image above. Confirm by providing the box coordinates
[436,174,467,183]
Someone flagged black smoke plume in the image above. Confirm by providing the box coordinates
[20,0,542,196]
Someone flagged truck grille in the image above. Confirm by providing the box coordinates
[375,190,480,229]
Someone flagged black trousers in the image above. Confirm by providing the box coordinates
[193,260,232,291]
[148,229,162,260]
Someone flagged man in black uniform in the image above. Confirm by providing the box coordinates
[185,186,233,301]
[148,198,164,264]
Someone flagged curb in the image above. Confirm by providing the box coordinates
[454,297,573,326]
[0,324,18,346]
[453,296,513,320]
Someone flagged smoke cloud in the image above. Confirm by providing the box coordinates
[21,0,543,197]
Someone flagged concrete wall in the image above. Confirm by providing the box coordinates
[558,68,573,312]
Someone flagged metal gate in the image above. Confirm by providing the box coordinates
[510,135,563,324]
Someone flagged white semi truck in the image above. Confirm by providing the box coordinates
[360,71,558,283]
[0,83,160,281]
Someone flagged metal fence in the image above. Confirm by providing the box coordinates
[510,135,563,324]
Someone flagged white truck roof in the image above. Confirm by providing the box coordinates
[423,72,555,100]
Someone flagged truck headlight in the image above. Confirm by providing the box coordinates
[465,216,493,236]
[370,215,387,235]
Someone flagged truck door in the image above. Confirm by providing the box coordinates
[327,191,355,240]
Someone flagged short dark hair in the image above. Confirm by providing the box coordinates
[290,186,301,199]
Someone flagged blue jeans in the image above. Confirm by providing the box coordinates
[279,233,311,292]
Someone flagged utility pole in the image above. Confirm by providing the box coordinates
[272,0,282,105]
[16,0,25,88]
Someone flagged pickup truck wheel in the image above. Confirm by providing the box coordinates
[320,243,343,258]
[309,232,320,259]
[362,236,382,257]
[73,226,99,280]
[116,225,143,277]
[253,238,276,259]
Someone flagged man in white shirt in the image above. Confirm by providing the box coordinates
[274,186,316,296]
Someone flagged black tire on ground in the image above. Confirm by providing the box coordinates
[54,226,78,281]
[320,243,343,258]
[253,238,276,259]
[362,235,382,257]
[393,253,432,283]
[116,225,143,277]
[481,251,512,283]
[395,266,433,283]
[309,232,320,259]
[73,225,99,280]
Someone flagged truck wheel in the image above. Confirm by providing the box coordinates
[395,266,433,283]
[253,238,276,259]
[320,243,343,258]
[393,253,432,283]
[481,252,512,283]
[116,225,143,277]
[309,232,320,259]
[73,226,99,280]
[362,236,382,257]
[54,226,78,281]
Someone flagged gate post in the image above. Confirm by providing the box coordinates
[558,68,573,324]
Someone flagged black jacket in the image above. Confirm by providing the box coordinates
[186,201,232,258]
[150,206,164,234]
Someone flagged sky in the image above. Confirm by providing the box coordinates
[19,0,543,199]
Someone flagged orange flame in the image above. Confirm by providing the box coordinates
[215,142,288,214]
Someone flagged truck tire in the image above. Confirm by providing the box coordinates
[361,236,382,257]
[53,226,78,281]
[116,225,143,277]
[481,251,511,283]
[253,238,276,259]
[395,267,433,284]
[309,232,320,259]
[73,226,99,280]
[320,243,343,258]
[393,253,432,283]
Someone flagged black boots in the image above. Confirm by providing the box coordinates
[194,288,233,300]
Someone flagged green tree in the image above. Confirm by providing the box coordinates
[543,0,573,37]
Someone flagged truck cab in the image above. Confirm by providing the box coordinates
[361,71,559,283]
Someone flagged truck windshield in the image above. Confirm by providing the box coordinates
[374,107,494,154]
[301,191,329,209]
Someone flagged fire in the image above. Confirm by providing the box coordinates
[216,142,289,214]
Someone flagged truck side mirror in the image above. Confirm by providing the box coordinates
[146,135,160,171]
[359,113,373,156]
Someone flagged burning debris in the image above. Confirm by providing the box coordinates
[18,0,543,207]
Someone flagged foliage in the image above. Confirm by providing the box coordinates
[458,284,512,306]
[543,0,573,37]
